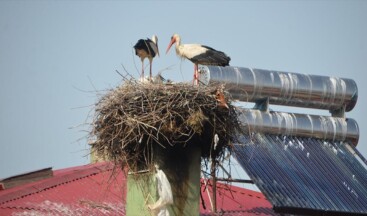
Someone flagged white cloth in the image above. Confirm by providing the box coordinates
[148,168,173,216]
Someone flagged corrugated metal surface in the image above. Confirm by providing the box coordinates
[200,180,277,216]
[233,133,367,215]
[0,162,277,215]
[0,163,126,215]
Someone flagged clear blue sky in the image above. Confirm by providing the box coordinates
[1,1,366,179]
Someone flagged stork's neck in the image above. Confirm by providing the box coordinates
[175,36,181,46]
[174,37,182,55]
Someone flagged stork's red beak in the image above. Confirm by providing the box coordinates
[166,37,176,54]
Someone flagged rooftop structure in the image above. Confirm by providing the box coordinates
[199,66,367,215]
[0,162,276,215]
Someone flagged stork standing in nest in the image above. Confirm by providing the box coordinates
[134,35,160,82]
[166,34,231,85]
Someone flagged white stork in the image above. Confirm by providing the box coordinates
[134,35,159,82]
[166,34,230,85]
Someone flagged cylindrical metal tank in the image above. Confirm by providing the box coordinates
[199,66,358,112]
[239,109,359,146]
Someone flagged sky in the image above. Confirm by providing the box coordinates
[0,0,366,185]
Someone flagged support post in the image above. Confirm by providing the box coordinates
[210,157,217,213]
[126,144,201,216]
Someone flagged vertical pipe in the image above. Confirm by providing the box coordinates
[211,156,217,213]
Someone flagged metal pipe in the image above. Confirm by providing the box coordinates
[210,156,217,213]
[216,177,254,184]
[199,66,358,112]
[239,109,359,146]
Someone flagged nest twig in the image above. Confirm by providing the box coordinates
[89,79,245,171]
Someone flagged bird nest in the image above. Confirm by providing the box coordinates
[89,80,245,171]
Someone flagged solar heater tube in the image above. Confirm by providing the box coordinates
[199,66,358,112]
[239,109,359,146]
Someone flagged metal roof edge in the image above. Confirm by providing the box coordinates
[201,179,267,201]
[0,167,52,182]
[0,167,53,191]
[0,162,114,205]
[274,206,367,216]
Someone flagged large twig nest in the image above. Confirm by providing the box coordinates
[89,80,245,170]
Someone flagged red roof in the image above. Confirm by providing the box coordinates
[200,180,276,215]
[0,162,277,215]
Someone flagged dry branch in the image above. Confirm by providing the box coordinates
[89,80,245,171]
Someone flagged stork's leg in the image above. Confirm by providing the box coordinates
[141,60,144,82]
[193,64,198,85]
[149,58,153,81]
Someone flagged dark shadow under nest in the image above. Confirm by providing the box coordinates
[89,80,245,171]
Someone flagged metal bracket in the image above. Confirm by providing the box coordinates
[198,66,210,86]
[330,105,346,118]
[254,97,269,112]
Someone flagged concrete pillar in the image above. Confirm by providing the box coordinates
[126,144,201,216]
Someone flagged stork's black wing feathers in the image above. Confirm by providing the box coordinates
[190,45,231,66]
[133,39,145,55]
[201,45,216,51]
[133,38,157,57]
[134,38,157,57]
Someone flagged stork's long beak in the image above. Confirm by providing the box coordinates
[157,46,160,57]
[166,38,176,54]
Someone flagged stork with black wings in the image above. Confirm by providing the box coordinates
[166,34,230,85]
[134,35,159,82]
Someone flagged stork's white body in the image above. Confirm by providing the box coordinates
[166,34,230,85]
[175,44,208,60]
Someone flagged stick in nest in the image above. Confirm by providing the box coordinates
[89,80,245,171]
